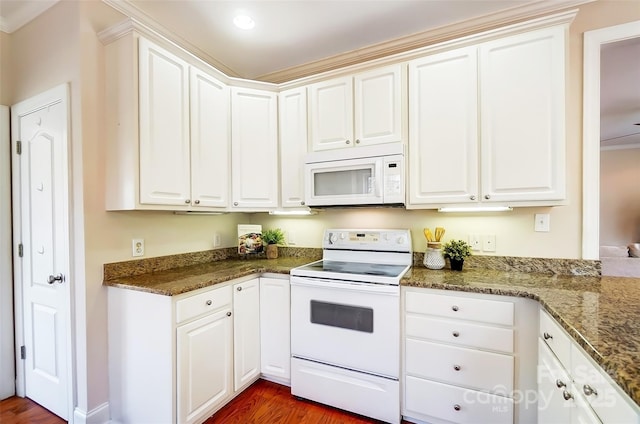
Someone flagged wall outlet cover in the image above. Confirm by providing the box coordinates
[132,239,144,257]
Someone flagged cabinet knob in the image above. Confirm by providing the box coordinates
[234,202,239,206]
[543,332,553,340]
[301,201,305,206]
[470,195,476,201]
[484,194,491,200]
[452,331,460,337]
[206,300,212,306]
[237,286,242,291]
[453,365,461,371]
[556,379,566,388]
[345,140,351,144]
[562,390,573,401]
[226,311,232,317]
[194,199,200,204]
[185,199,190,204]
[583,385,598,397]
[452,305,459,312]
[453,404,461,411]
[355,139,360,144]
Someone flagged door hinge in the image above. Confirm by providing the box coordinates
[20,346,26,360]
[16,140,22,155]
[18,243,23,258]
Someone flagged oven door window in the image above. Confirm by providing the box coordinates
[310,300,373,333]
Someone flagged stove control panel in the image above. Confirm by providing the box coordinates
[324,229,412,252]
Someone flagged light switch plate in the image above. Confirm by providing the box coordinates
[468,234,481,251]
[535,214,551,232]
[483,234,496,252]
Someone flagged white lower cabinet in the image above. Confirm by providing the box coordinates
[108,276,267,424]
[259,277,291,383]
[538,310,639,424]
[402,287,538,424]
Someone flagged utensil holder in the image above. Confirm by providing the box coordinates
[424,242,445,269]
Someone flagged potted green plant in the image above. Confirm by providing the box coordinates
[442,239,472,271]
[262,228,285,259]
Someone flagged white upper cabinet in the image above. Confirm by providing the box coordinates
[278,87,308,208]
[189,67,230,209]
[479,26,566,203]
[408,46,479,205]
[407,25,566,208]
[138,38,191,206]
[309,64,405,151]
[105,34,230,211]
[231,87,279,210]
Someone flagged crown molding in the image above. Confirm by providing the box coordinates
[262,0,591,84]
[0,0,59,34]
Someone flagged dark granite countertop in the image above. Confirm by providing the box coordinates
[103,258,640,407]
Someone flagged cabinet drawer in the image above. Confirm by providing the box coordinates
[405,291,514,326]
[406,339,513,393]
[176,285,232,324]
[406,314,514,353]
[571,346,639,424]
[539,310,571,368]
[405,376,513,424]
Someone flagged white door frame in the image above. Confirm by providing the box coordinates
[11,83,75,419]
[582,20,640,260]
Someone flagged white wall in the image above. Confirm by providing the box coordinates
[600,147,640,246]
[0,105,15,400]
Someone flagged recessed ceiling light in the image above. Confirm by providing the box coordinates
[233,15,255,30]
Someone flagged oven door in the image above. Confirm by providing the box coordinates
[290,276,399,379]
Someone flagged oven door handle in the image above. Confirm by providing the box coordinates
[290,277,399,295]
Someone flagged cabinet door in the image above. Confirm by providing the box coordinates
[177,308,232,424]
[138,38,191,206]
[279,88,308,208]
[259,277,290,382]
[231,88,278,209]
[354,64,403,147]
[190,67,230,208]
[538,339,574,424]
[309,76,353,151]
[233,278,261,391]
[479,26,566,203]
[408,47,479,206]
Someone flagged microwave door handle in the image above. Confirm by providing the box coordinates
[374,161,383,198]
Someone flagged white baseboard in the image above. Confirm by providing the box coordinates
[73,402,110,424]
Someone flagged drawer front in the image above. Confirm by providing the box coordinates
[176,285,232,324]
[405,376,513,424]
[571,346,640,424]
[406,314,514,353]
[406,339,513,393]
[539,310,571,368]
[405,291,514,326]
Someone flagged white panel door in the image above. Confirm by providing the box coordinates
[190,67,230,209]
[230,87,278,209]
[233,278,260,391]
[12,85,71,419]
[480,26,566,202]
[408,47,479,206]
[139,38,191,206]
[259,278,290,381]
[355,64,403,147]
[278,87,308,208]
[177,308,232,424]
[309,76,353,151]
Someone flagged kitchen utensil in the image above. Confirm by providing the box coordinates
[423,228,433,242]
[435,227,445,242]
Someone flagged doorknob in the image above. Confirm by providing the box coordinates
[47,273,64,284]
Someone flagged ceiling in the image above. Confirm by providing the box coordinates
[2,0,636,147]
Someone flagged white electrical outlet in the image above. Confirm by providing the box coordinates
[468,234,481,251]
[534,213,551,232]
[483,234,496,252]
[287,230,296,245]
[132,239,144,257]
[213,233,221,247]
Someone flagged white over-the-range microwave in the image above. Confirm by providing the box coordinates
[304,144,405,207]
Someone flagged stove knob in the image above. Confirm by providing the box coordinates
[339,233,346,240]
[383,233,390,241]
[397,236,406,245]
[329,233,338,244]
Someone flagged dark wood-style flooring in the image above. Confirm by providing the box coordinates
[0,379,409,423]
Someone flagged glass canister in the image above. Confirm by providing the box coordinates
[423,242,445,269]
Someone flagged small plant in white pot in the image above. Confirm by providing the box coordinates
[262,228,285,259]
[442,239,472,271]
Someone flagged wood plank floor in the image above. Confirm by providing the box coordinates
[0,379,409,423]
